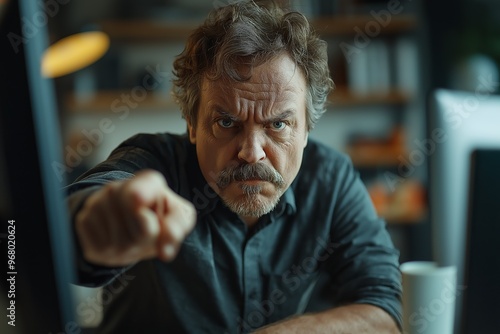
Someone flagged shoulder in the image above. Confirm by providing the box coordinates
[114,132,190,157]
[102,132,193,169]
[298,137,354,184]
[73,132,193,184]
[291,137,364,211]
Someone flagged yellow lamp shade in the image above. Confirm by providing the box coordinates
[42,31,109,78]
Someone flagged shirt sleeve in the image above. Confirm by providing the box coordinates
[65,136,174,286]
[326,156,403,329]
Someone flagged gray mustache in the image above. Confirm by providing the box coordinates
[216,163,285,189]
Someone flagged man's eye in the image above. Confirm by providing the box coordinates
[271,121,286,130]
[217,119,235,128]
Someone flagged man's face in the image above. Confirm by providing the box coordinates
[188,53,308,223]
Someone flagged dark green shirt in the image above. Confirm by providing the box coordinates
[66,133,402,333]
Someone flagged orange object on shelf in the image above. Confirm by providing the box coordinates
[346,127,407,167]
[368,179,427,224]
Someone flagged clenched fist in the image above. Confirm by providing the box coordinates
[75,170,196,267]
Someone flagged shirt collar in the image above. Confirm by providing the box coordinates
[273,185,296,218]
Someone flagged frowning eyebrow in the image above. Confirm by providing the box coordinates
[267,110,295,123]
[213,108,240,122]
[213,107,295,123]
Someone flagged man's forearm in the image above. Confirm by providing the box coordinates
[253,304,400,334]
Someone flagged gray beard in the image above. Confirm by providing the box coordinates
[220,185,283,218]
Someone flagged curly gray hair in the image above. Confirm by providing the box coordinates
[172,0,334,130]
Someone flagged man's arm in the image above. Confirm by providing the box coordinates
[254,304,399,333]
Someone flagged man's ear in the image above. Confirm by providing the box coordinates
[187,120,196,144]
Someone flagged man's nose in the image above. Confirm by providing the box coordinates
[237,131,266,164]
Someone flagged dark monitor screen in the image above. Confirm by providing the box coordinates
[0,0,76,333]
[461,149,500,334]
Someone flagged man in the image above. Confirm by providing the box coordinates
[67,1,402,333]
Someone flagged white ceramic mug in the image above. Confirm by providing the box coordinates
[400,261,457,334]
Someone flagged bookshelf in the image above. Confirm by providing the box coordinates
[311,15,417,36]
[330,87,411,107]
[66,87,411,113]
[73,12,418,113]
[65,90,177,113]
[95,15,417,42]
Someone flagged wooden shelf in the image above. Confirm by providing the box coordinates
[97,20,200,42]
[329,87,411,107]
[96,15,416,43]
[369,181,427,225]
[311,15,417,36]
[346,146,406,168]
[66,87,411,113]
[349,153,401,168]
[384,209,427,225]
[65,90,177,113]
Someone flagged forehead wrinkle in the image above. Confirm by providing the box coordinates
[202,54,306,121]
[232,88,295,121]
[232,81,298,104]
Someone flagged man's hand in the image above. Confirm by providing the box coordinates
[75,170,196,267]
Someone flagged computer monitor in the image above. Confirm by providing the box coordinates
[461,149,500,334]
[428,89,500,329]
[0,0,77,333]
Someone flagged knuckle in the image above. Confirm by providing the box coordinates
[164,222,184,243]
[181,202,197,229]
[120,184,137,203]
[158,242,178,262]
[137,208,160,238]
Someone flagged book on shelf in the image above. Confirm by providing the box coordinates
[346,39,392,95]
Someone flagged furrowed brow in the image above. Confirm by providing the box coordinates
[267,110,295,123]
[214,108,240,122]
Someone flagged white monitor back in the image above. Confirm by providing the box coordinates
[428,88,500,327]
